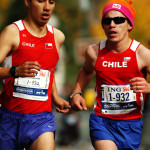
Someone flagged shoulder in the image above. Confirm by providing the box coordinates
[83,43,99,72]
[1,23,19,36]
[85,43,99,61]
[52,28,65,54]
[137,44,150,68]
[0,23,20,48]
[0,23,20,62]
[1,23,20,46]
[53,28,65,44]
[137,44,150,58]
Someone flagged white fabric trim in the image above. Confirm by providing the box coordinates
[14,20,25,31]
[2,56,12,83]
[94,90,98,109]
[47,24,53,34]
[100,40,107,51]
[140,93,144,115]
[2,55,12,68]
[130,40,140,52]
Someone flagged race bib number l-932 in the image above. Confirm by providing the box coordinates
[13,69,50,101]
[101,84,137,114]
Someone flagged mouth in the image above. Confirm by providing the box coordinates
[42,14,50,20]
[109,31,117,37]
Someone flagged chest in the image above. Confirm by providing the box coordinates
[95,49,138,72]
[12,31,59,69]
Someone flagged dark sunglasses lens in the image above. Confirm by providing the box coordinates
[114,17,126,24]
[102,17,126,25]
[102,18,111,25]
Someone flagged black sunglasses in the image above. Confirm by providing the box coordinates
[102,17,128,25]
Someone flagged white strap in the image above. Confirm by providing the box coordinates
[14,20,25,31]
[47,24,53,34]
[130,40,140,52]
[100,40,107,51]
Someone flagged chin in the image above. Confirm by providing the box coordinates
[108,38,119,43]
[39,19,49,26]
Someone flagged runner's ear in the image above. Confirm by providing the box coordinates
[128,24,133,32]
[24,0,31,7]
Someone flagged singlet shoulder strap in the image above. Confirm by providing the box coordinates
[14,20,25,31]
[130,40,140,52]
[47,24,53,34]
[99,39,107,51]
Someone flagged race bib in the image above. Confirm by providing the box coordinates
[101,84,137,114]
[13,69,50,101]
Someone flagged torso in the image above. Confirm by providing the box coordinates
[1,20,59,114]
[94,39,147,120]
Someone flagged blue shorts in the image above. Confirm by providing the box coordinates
[0,107,56,150]
[89,113,143,150]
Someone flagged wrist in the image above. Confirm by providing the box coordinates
[70,91,82,99]
[51,92,59,101]
[10,66,18,78]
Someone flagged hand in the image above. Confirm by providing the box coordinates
[71,94,87,111]
[130,77,150,93]
[16,61,41,77]
[53,96,70,113]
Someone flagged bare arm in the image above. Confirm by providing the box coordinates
[51,78,70,113]
[51,28,70,112]
[53,28,65,55]
[130,45,150,93]
[0,24,18,79]
[0,24,41,80]
[71,44,99,110]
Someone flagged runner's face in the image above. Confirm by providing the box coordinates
[27,0,55,25]
[102,10,132,43]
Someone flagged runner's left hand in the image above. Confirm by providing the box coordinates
[53,96,70,113]
[130,77,150,93]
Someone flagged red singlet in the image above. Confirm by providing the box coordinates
[0,20,59,114]
[94,39,147,120]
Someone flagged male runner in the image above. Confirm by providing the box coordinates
[71,0,150,149]
[0,0,70,149]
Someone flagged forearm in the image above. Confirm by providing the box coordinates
[147,82,150,93]
[0,67,11,80]
[73,67,94,93]
[147,71,150,93]
[51,76,70,112]
[51,77,59,101]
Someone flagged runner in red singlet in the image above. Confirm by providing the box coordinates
[71,0,150,150]
[0,0,70,149]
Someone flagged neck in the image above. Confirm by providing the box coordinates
[106,37,132,53]
[23,17,47,37]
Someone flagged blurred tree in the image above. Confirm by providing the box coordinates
[0,0,11,30]
[4,0,27,26]
[0,0,10,10]
[54,0,89,84]
[131,0,150,47]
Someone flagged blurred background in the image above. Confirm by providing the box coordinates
[0,0,150,150]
